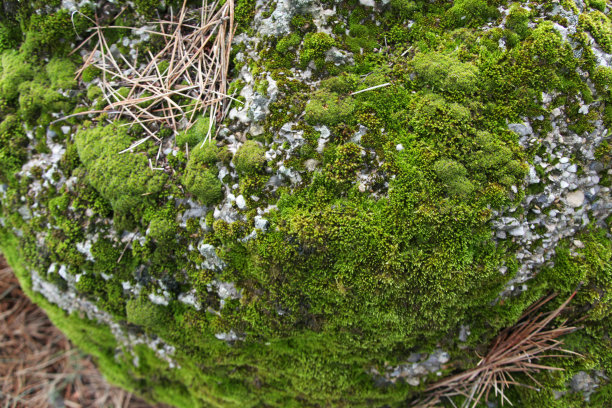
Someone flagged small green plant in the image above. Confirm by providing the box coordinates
[182,142,223,205]
[412,52,479,94]
[330,143,362,183]
[304,90,356,126]
[446,0,499,27]
[433,159,475,196]
[506,4,531,39]
[148,216,177,243]
[276,33,301,54]
[579,11,612,53]
[300,32,335,68]
[0,50,33,101]
[45,58,76,89]
[126,296,170,329]
[75,122,167,214]
[588,0,607,12]
[232,140,266,175]
[176,115,215,148]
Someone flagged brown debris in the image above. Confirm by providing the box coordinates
[415,292,580,408]
[74,0,235,153]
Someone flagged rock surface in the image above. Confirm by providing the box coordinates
[1,0,611,407]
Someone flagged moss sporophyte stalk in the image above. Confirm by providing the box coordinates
[1,0,612,407]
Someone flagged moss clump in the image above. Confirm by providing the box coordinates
[86,85,103,101]
[412,52,479,94]
[579,11,612,53]
[3,2,612,407]
[446,0,499,27]
[276,33,301,54]
[304,90,356,126]
[18,78,70,124]
[182,142,223,205]
[234,0,257,33]
[0,114,28,181]
[468,131,527,188]
[346,19,379,53]
[506,4,531,39]
[176,115,215,149]
[126,296,170,329]
[81,65,101,82]
[299,32,335,68]
[232,140,266,175]
[389,0,420,19]
[0,21,20,52]
[45,58,76,89]
[433,159,475,197]
[21,7,92,56]
[329,142,362,183]
[593,66,612,95]
[148,216,177,243]
[133,0,162,17]
[588,0,607,12]
[0,50,33,101]
[75,123,167,214]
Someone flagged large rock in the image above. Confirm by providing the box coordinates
[1,1,611,407]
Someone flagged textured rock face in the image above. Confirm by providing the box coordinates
[1,0,612,407]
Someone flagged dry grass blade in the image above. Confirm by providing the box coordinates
[0,256,171,407]
[414,292,580,408]
[75,0,235,149]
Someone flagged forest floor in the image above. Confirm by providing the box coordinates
[0,256,166,408]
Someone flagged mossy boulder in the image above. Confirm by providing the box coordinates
[1,1,612,408]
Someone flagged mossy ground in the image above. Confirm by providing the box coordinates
[1,0,612,407]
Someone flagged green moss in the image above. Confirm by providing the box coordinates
[588,0,607,12]
[329,142,362,183]
[86,84,103,101]
[126,296,171,329]
[18,77,71,124]
[579,11,612,53]
[232,140,266,175]
[75,273,98,294]
[133,0,162,17]
[20,7,92,56]
[299,32,335,69]
[45,58,76,89]
[411,51,479,94]
[468,131,527,188]
[0,50,33,100]
[0,114,28,181]
[176,115,216,149]
[346,20,379,53]
[182,142,223,205]
[81,65,101,82]
[276,33,302,54]
[506,4,531,39]
[74,122,167,214]
[304,90,356,126]
[389,0,420,19]
[0,21,20,52]
[235,0,257,33]
[148,216,178,243]
[433,158,475,196]
[446,0,499,28]
[3,2,612,407]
